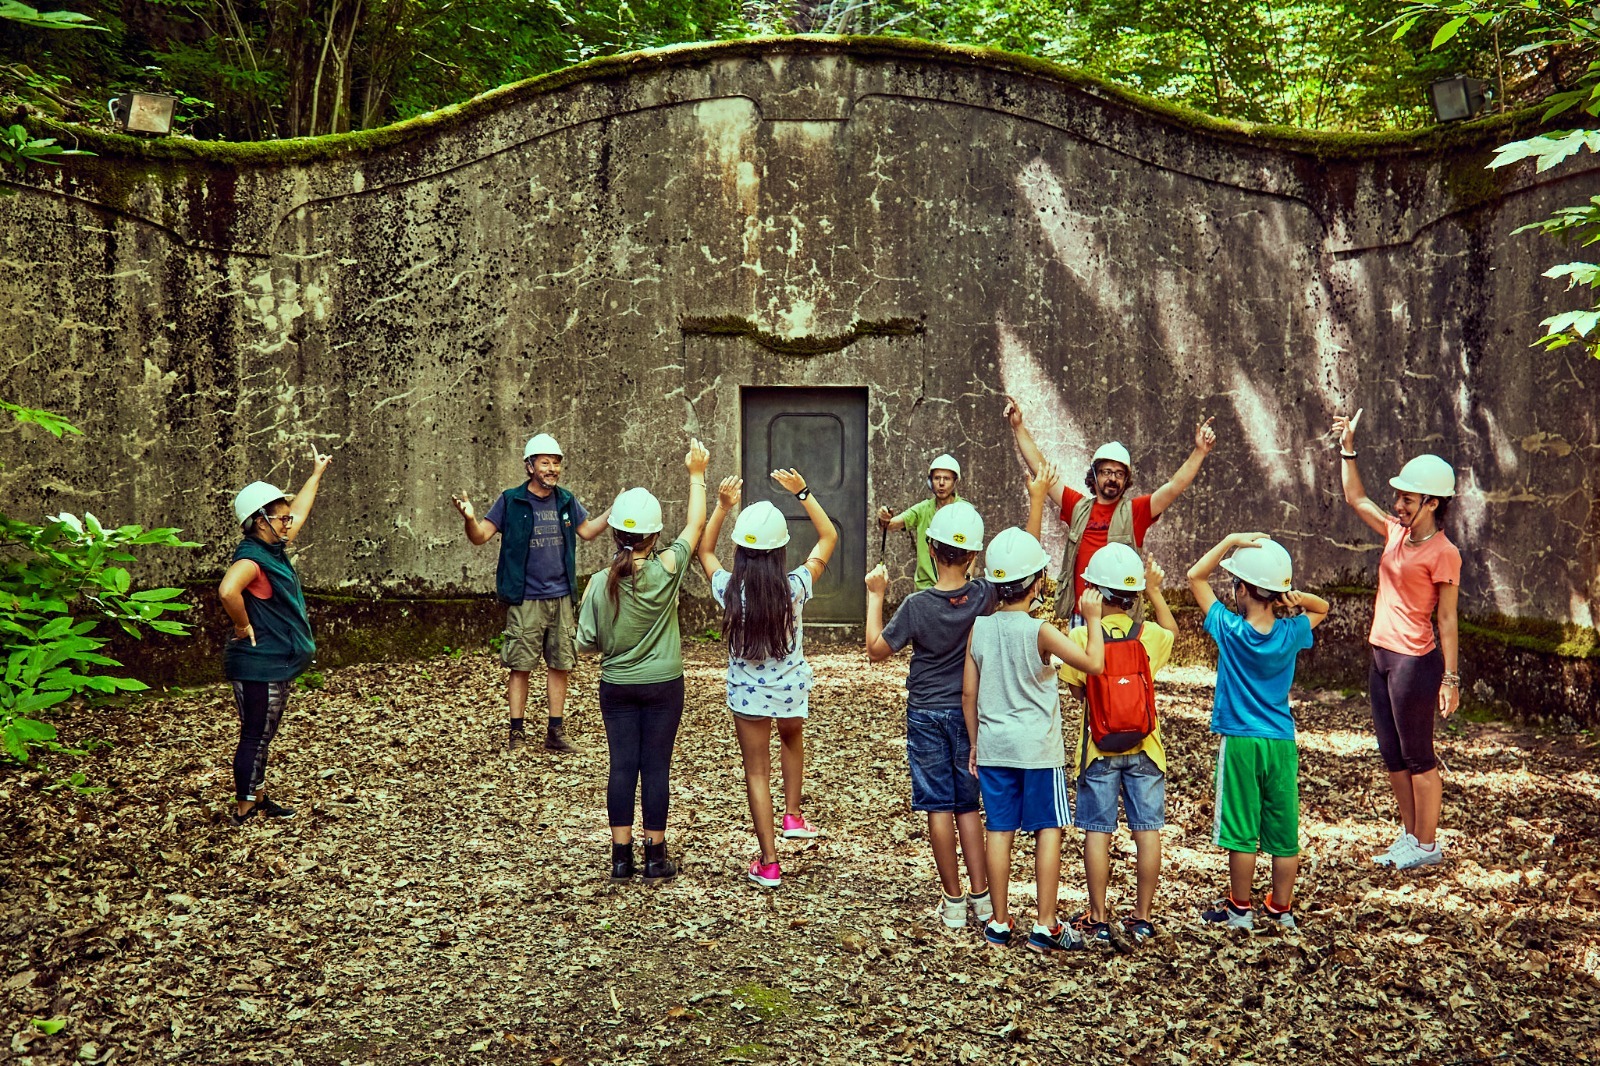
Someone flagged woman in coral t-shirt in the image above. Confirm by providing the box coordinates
[1333,412,1461,873]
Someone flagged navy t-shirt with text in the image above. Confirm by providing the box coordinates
[485,487,588,601]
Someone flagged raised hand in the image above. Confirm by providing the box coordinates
[865,563,889,595]
[1003,395,1024,431]
[1231,531,1269,548]
[1194,416,1216,455]
[771,468,808,495]
[1331,408,1362,453]
[1283,589,1304,610]
[876,505,894,529]
[685,437,709,475]
[717,475,742,509]
[1028,458,1057,499]
[1078,588,1104,621]
[451,492,475,521]
[1145,554,1165,588]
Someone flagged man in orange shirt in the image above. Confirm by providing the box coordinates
[1002,396,1217,620]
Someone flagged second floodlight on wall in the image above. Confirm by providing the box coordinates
[1429,76,1490,123]
[108,93,177,136]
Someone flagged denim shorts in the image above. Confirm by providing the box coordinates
[1074,751,1166,834]
[906,708,981,814]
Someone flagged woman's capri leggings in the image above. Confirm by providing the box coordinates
[231,680,291,802]
[1368,645,1444,775]
[599,677,685,832]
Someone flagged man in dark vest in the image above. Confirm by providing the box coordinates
[1003,396,1217,622]
[453,433,610,752]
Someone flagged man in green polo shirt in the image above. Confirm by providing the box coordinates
[878,453,964,590]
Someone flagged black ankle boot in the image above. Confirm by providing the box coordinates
[610,841,636,881]
[642,839,676,884]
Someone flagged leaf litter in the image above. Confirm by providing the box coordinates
[2,644,1598,1064]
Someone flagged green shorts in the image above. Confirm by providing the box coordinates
[1212,735,1300,857]
[501,596,577,672]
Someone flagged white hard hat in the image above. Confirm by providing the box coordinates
[523,433,563,460]
[732,500,790,550]
[608,487,663,535]
[927,500,984,550]
[1219,538,1294,593]
[984,527,1049,584]
[1082,543,1145,593]
[233,481,290,526]
[928,453,962,479]
[1090,441,1132,471]
[1389,454,1456,498]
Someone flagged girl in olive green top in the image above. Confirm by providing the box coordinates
[577,439,709,883]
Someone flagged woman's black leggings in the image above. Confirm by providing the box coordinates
[231,680,290,802]
[1369,646,1443,775]
[599,677,685,833]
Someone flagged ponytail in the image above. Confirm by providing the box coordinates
[606,530,655,615]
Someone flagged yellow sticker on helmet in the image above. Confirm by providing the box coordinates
[953,533,966,544]
[1124,576,1138,587]
[743,534,757,544]
[623,518,636,529]
[994,569,1007,579]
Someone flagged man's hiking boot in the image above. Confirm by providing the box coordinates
[545,720,577,753]
[508,725,527,752]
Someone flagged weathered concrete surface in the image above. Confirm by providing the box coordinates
[1,38,1597,711]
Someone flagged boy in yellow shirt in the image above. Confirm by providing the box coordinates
[1058,545,1178,946]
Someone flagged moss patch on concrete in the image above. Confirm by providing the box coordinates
[1461,615,1600,660]
[30,35,1556,169]
[681,314,924,354]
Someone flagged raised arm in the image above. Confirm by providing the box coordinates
[698,475,740,581]
[772,467,836,583]
[1040,591,1104,675]
[1143,555,1179,636]
[1005,395,1064,511]
[675,438,710,550]
[1025,459,1057,539]
[284,452,332,541]
[1187,531,1264,615]
[1150,416,1215,517]
[876,505,907,532]
[452,490,499,545]
[1283,589,1330,630]
[576,507,611,541]
[1331,410,1388,536]
[218,560,260,646]
[864,563,894,661]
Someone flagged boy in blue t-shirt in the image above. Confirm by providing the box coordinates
[1186,532,1328,932]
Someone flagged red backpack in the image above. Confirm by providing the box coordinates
[1082,622,1156,755]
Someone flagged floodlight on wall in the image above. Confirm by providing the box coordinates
[107,93,177,135]
[1429,76,1491,123]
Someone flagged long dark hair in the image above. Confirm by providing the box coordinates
[606,530,656,615]
[724,546,796,662]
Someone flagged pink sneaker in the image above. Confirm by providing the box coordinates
[781,814,820,839]
[748,858,782,888]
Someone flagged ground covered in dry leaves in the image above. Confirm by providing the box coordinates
[4,643,1599,1065]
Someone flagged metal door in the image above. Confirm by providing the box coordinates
[740,387,867,625]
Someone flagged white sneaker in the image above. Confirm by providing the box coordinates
[969,891,994,924]
[1392,838,1445,871]
[1373,831,1418,867]
[941,896,969,929]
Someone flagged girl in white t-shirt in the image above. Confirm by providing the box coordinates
[697,469,838,889]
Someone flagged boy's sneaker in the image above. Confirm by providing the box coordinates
[1392,838,1445,871]
[982,920,1014,948]
[1262,892,1297,932]
[256,795,295,819]
[941,895,969,930]
[1200,897,1254,931]
[969,891,994,925]
[1121,917,1157,944]
[747,858,782,888]
[781,814,820,839]
[1372,830,1418,867]
[1027,922,1084,954]
[1070,911,1114,949]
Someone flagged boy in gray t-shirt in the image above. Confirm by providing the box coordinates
[866,499,997,931]
[962,527,1104,955]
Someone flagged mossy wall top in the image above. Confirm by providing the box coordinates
[1,37,1596,628]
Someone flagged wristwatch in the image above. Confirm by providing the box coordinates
[795,488,810,502]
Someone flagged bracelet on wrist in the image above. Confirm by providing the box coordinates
[1340,451,1358,460]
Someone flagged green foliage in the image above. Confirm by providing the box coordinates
[1400,2,1600,358]
[0,122,93,173]
[1,401,198,772]
[0,1,104,32]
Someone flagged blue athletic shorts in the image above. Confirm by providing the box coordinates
[906,708,981,815]
[977,765,1070,833]
[1074,751,1166,834]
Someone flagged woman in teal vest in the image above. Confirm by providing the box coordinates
[218,454,331,826]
